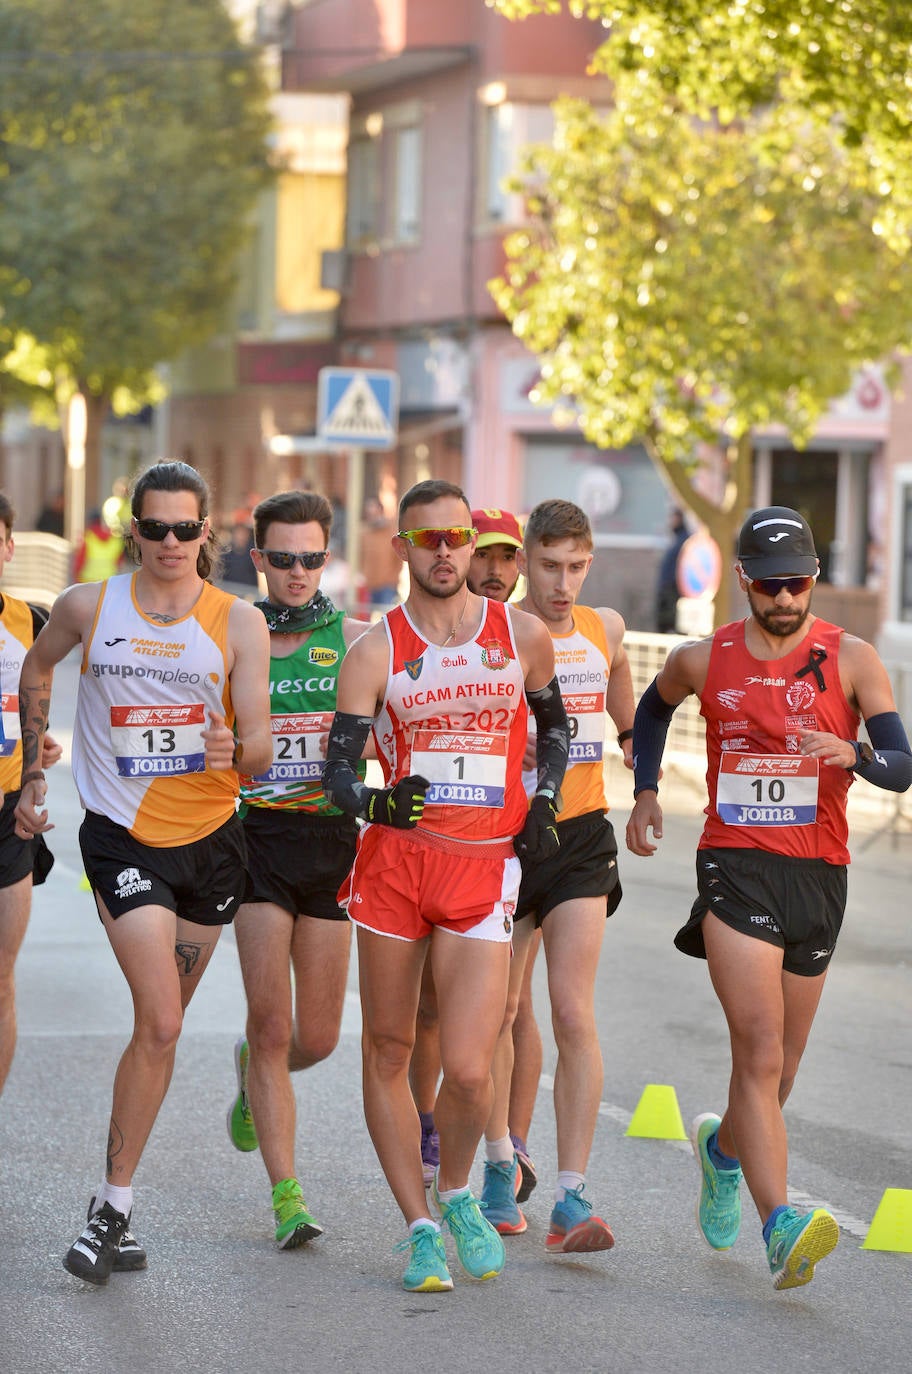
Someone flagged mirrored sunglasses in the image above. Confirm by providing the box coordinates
[748,574,817,597]
[135,519,205,542]
[397,526,476,550]
[259,549,329,571]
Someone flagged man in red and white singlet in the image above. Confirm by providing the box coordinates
[323,479,568,1293]
[627,505,912,1292]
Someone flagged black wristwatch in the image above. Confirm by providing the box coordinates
[851,740,875,770]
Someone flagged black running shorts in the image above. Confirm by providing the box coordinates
[240,805,357,921]
[0,789,54,890]
[516,808,622,927]
[676,846,847,976]
[79,809,250,927]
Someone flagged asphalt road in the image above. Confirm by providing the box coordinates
[1,650,909,1373]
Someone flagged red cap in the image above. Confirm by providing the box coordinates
[471,508,523,550]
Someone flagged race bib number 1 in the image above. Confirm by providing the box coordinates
[410,729,507,806]
[110,703,207,778]
[717,753,819,826]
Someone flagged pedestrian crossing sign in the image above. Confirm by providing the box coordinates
[317,367,399,449]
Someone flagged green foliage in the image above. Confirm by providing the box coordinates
[0,0,274,408]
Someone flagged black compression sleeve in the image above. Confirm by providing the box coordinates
[323,712,375,817]
[526,676,570,797]
[855,711,912,792]
[632,677,678,797]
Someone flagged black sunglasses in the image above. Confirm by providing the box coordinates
[258,549,329,571]
[135,519,205,542]
[747,574,817,597]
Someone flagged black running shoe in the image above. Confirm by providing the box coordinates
[64,1202,129,1285]
[88,1196,148,1272]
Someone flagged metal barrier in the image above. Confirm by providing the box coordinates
[4,532,73,610]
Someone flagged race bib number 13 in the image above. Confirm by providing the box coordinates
[110,703,207,777]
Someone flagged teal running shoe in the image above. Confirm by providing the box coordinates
[431,1180,505,1280]
[546,1184,614,1253]
[767,1206,839,1290]
[272,1178,323,1249]
[480,1158,527,1235]
[690,1112,742,1250]
[398,1224,454,1293]
[227,1036,258,1153]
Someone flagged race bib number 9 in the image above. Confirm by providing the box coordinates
[717,753,819,827]
[0,692,21,757]
[564,690,606,763]
[110,703,207,777]
[410,728,507,807]
[255,711,332,784]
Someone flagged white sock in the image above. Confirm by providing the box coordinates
[408,1217,440,1234]
[555,1171,585,1203]
[434,1171,471,1206]
[485,1134,514,1165]
[93,1181,134,1219]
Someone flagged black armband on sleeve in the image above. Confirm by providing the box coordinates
[853,711,912,793]
[633,677,678,798]
[323,712,375,817]
[526,675,570,798]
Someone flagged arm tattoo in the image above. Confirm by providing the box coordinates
[19,684,51,773]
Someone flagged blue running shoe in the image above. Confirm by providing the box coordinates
[398,1224,454,1293]
[767,1206,839,1291]
[690,1112,742,1250]
[546,1185,614,1254]
[510,1132,537,1204]
[481,1158,527,1235]
[431,1180,505,1280]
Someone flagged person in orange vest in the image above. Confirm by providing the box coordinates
[73,510,125,583]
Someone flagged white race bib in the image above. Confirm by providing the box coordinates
[110,703,207,778]
[717,753,819,827]
[410,728,507,807]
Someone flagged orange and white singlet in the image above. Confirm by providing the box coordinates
[522,604,611,820]
[699,618,859,862]
[71,573,238,847]
[375,599,529,843]
[0,593,37,793]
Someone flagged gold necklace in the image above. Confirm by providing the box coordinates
[441,591,470,646]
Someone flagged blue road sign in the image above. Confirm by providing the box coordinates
[317,368,399,450]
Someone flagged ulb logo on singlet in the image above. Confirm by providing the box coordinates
[114,867,153,900]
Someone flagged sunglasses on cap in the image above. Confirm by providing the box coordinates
[135,518,205,542]
[258,549,329,571]
[746,574,817,597]
[397,526,476,550]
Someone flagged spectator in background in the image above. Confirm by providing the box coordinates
[360,496,402,611]
[73,509,124,583]
[218,521,260,597]
[655,507,689,633]
[35,490,65,537]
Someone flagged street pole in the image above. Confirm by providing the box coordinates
[64,393,87,547]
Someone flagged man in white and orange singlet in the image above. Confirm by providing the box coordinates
[15,461,272,1288]
[323,478,569,1294]
[479,498,634,1252]
[626,505,912,1292]
[0,491,62,1101]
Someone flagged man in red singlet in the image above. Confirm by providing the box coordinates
[626,505,912,1291]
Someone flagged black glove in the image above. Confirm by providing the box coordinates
[514,792,560,862]
[365,775,429,829]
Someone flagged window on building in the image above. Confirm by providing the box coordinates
[484,102,555,224]
[346,135,380,248]
[392,123,422,243]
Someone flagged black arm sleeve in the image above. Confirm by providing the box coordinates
[632,676,678,797]
[526,676,570,797]
[322,712,375,817]
[854,711,912,792]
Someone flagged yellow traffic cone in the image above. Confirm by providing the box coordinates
[625,1084,688,1140]
[862,1189,912,1252]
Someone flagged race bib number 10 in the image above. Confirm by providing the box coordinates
[717,753,819,826]
[110,703,207,778]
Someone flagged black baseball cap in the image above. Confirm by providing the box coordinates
[737,506,819,578]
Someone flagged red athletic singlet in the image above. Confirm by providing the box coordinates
[699,618,858,863]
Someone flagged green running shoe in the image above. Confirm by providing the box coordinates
[398,1224,454,1292]
[767,1206,839,1290]
[431,1179,505,1281]
[272,1178,324,1249]
[227,1036,258,1153]
[690,1112,742,1250]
